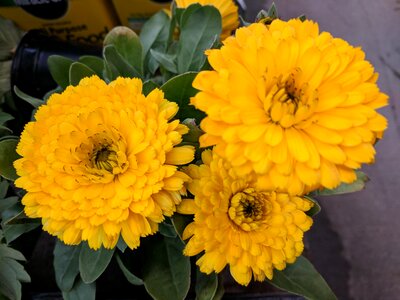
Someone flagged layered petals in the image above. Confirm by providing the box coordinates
[14,76,194,250]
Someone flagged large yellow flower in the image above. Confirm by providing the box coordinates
[14,76,194,250]
[191,19,388,195]
[175,0,239,39]
[180,150,313,286]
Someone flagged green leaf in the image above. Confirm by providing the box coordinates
[267,2,278,19]
[104,26,143,77]
[171,214,193,241]
[62,277,95,300]
[142,80,159,96]
[142,236,190,300]
[13,86,43,108]
[43,86,63,101]
[0,138,19,180]
[79,243,114,284]
[78,56,105,78]
[0,112,13,126]
[3,223,40,244]
[0,126,13,136]
[0,197,18,216]
[211,274,225,300]
[115,254,144,286]
[298,14,307,21]
[267,256,337,300]
[103,45,142,80]
[304,196,321,217]
[311,171,369,196]
[0,244,26,261]
[195,270,217,300]
[159,220,177,238]
[116,237,128,253]
[53,241,81,292]
[47,55,75,89]
[160,72,205,121]
[0,181,9,199]
[150,49,177,74]
[0,244,30,300]
[177,6,222,73]
[140,10,170,75]
[0,260,21,300]
[177,4,202,27]
[69,62,97,86]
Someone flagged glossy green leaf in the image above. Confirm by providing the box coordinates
[79,243,114,284]
[54,241,81,292]
[267,256,337,300]
[311,171,368,196]
[13,86,43,108]
[140,11,170,75]
[150,49,177,74]
[104,26,143,77]
[142,80,158,96]
[160,72,205,121]
[69,62,97,86]
[0,138,19,180]
[103,45,142,80]
[177,6,221,73]
[196,270,217,300]
[47,55,74,89]
[304,196,321,217]
[115,254,144,286]
[78,56,104,78]
[62,278,95,300]
[142,236,190,300]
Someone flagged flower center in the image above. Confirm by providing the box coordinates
[75,130,129,183]
[228,188,272,231]
[265,71,317,128]
[92,146,118,173]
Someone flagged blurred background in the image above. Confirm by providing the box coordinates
[244,0,400,299]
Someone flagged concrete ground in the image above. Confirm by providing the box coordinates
[244,0,400,299]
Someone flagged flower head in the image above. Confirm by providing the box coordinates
[14,76,194,250]
[181,150,313,285]
[191,19,388,195]
[175,0,239,39]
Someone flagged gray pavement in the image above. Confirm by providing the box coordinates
[244,0,400,299]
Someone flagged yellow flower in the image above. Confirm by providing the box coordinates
[175,0,239,39]
[14,76,194,250]
[180,150,313,285]
[191,19,388,195]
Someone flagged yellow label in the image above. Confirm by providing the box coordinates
[0,0,119,44]
[112,0,171,32]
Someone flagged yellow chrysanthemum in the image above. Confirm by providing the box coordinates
[180,150,313,286]
[191,19,388,195]
[175,0,239,39]
[14,76,194,250]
